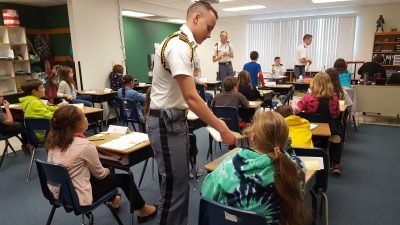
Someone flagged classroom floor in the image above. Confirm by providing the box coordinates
[0,122,399,225]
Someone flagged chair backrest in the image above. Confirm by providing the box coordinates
[293,147,329,192]
[262,91,275,109]
[196,84,207,102]
[125,99,144,123]
[387,72,400,85]
[299,98,332,123]
[198,198,267,225]
[212,106,240,132]
[24,118,50,147]
[282,86,296,105]
[35,159,82,214]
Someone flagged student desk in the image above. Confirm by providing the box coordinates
[78,91,117,109]
[133,84,152,93]
[8,104,104,132]
[205,81,222,96]
[89,133,153,225]
[286,81,310,93]
[204,148,317,191]
[258,84,293,94]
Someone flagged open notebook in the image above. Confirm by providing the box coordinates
[99,132,149,152]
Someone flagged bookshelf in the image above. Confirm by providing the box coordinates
[372,32,400,70]
[0,26,31,95]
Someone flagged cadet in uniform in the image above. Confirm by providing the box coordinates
[213,31,234,81]
[147,2,236,225]
[294,34,313,80]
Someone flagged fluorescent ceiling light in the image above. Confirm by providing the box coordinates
[167,19,186,24]
[223,5,265,12]
[312,0,351,3]
[121,10,154,18]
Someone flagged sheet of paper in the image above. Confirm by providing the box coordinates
[118,132,149,145]
[249,101,257,106]
[199,78,208,82]
[187,111,198,120]
[84,90,96,94]
[104,88,112,93]
[265,81,276,86]
[207,127,242,142]
[107,125,128,134]
[8,104,20,108]
[310,123,319,130]
[299,156,324,170]
[99,140,134,151]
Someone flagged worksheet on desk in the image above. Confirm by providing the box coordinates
[299,156,324,170]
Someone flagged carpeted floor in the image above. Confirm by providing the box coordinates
[0,123,399,225]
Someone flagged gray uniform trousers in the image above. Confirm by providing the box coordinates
[147,109,190,225]
[218,62,234,81]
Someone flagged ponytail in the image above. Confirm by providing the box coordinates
[121,75,134,98]
[268,148,308,225]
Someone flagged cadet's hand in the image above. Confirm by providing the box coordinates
[65,95,73,101]
[3,100,9,108]
[197,80,207,87]
[219,123,237,145]
[308,59,313,65]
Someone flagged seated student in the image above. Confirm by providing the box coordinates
[292,72,342,175]
[333,58,352,87]
[357,54,386,83]
[211,76,249,109]
[326,68,352,107]
[201,110,307,225]
[275,105,313,148]
[271,56,286,77]
[0,93,31,154]
[243,51,262,87]
[237,70,261,101]
[109,64,124,91]
[20,79,58,142]
[45,106,157,222]
[19,79,58,119]
[57,66,93,107]
[292,72,340,121]
[117,75,146,123]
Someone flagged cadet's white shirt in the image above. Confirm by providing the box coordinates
[213,41,234,63]
[295,44,309,66]
[150,24,196,110]
[271,64,286,76]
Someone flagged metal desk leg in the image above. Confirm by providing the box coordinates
[129,170,134,225]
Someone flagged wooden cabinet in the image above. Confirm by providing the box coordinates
[0,26,31,95]
[372,32,400,70]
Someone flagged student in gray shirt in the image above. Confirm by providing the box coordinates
[211,76,249,108]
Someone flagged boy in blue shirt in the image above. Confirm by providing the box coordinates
[243,51,262,87]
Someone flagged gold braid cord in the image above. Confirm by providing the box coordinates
[160,32,193,74]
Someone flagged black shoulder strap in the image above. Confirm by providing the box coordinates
[161,32,193,74]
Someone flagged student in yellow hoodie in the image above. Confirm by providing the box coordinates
[275,105,313,148]
[19,79,58,141]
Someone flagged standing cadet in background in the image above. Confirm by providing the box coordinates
[294,34,313,81]
[213,31,234,81]
[147,2,236,225]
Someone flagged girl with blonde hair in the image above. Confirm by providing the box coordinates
[201,110,307,225]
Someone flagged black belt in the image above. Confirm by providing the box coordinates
[294,65,305,68]
[149,109,188,118]
[219,61,231,65]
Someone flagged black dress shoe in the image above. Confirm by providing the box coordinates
[137,205,158,223]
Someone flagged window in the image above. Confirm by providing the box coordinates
[247,14,356,72]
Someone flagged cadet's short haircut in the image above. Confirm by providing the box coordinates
[303,34,313,41]
[21,79,43,95]
[274,56,280,61]
[275,105,294,118]
[187,1,218,20]
[250,51,259,60]
[222,76,237,92]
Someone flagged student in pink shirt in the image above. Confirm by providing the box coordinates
[45,105,157,222]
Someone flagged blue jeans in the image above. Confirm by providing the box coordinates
[73,94,93,107]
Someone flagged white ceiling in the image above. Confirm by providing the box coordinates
[2,0,400,17]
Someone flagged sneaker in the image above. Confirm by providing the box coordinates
[332,164,342,176]
[329,135,341,144]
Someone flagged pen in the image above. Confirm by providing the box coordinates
[89,138,105,141]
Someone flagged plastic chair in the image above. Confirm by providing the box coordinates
[0,133,18,167]
[25,118,50,181]
[196,84,207,102]
[198,198,267,225]
[261,91,278,110]
[279,85,295,105]
[35,159,123,225]
[117,99,144,131]
[293,147,329,225]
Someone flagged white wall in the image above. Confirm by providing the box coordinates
[196,2,400,82]
[67,0,124,90]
